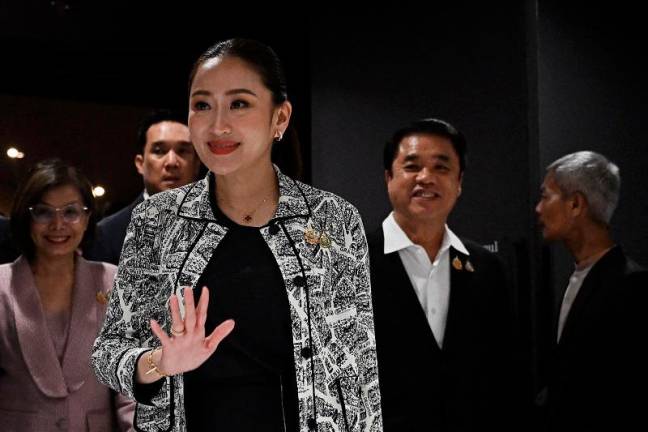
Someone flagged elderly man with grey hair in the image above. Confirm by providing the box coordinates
[535,150,647,432]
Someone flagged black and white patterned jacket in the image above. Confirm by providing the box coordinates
[91,169,383,432]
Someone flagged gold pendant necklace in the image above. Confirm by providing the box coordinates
[219,194,272,225]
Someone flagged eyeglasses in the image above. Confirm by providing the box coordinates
[28,203,89,224]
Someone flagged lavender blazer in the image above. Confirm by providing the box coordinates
[0,256,135,432]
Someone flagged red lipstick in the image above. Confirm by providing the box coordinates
[207,140,239,155]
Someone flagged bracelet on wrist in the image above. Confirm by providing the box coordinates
[145,347,169,378]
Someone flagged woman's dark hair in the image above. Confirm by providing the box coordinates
[10,159,97,260]
[189,38,303,180]
[384,118,467,176]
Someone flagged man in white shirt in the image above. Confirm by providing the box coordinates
[535,151,648,431]
[369,118,519,431]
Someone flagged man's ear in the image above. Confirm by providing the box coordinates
[571,192,588,217]
[134,154,144,175]
[457,172,463,196]
[384,169,392,185]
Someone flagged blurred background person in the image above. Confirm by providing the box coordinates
[0,215,18,264]
[86,109,202,264]
[535,151,648,431]
[0,159,134,431]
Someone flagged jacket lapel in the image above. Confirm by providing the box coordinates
[60,258,101,393]
[12,256,68,397]
[559,246,622,345]
[444,247,474,352]
[173,168,312,324]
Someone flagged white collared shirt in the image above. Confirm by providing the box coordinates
[382,212,469,348]
[556,263,594,342]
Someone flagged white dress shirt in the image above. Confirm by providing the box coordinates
[382,212,469,348]
[557,265,593,342]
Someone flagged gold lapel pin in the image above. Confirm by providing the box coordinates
[319,233,331,249]
[465,260,475,272]
[96,291,109,305]
[452,256,463,271]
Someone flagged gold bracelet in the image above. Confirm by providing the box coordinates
[145,347,169,378]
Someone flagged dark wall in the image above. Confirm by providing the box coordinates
[538,2,648,300]
[310,3,539,418]
[0,2,311,216]
[310,8,648,411]
[310,5,532,245]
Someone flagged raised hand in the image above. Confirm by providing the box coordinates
[137,286,235,383]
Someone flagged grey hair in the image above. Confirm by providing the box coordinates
[547,151,621,224]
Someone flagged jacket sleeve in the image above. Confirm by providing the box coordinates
[348,206,383,431]
[113,390,136,432]
[97,262,137,431]
[91,200,171,406]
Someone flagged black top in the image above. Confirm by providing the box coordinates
[182,183,298,432]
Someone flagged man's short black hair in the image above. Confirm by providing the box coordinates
[136,109,187,153]
[383,118,467,174]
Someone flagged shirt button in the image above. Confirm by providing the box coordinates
[293,275,306,287]
[307,417,317,429]
[269,223,280,235]
[301,346,313,359]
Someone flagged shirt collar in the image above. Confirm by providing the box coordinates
[382,212,469,256]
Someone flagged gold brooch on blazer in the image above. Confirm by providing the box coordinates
[304,227,331,248]
[96,291,109,305]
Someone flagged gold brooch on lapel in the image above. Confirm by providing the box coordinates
[319,233,331,248]
[452,256,463,270]
[304,227,320,245]
[96,291,109,305]
[465,260,475,272]
[304,227,332,248]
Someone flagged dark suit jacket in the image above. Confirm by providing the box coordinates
[369,228,519,432]
[0,216,19,265]
[545,246,648,431]
[85,194,144,265]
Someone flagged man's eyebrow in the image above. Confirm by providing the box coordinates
[402,154,451,162]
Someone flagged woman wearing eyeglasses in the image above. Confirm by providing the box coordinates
[0,159,135,431]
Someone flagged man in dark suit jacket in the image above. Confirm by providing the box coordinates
[369,118,520,431]
[0,215,19,264]
[86,109,201,264]
[535,151,647,431]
